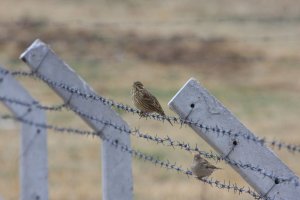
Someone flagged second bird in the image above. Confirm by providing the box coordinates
[131,81,173,125]
[191,154,221,180]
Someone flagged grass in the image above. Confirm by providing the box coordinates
[0,0,300,200]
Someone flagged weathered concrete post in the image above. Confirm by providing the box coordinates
[169,78,300,200]
[0,66,48,200]
[20,39,133,200]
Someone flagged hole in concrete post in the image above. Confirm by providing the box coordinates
[233,140,238,146]
[190,103,195,108]
[275,178,280,184]
[114,139,119,145]
[21,56,27,63]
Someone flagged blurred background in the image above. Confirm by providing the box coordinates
[0,0,300,199]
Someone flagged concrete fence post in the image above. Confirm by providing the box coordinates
[168,78,300,200]
[20,39,133,200]
[0,66,48,200]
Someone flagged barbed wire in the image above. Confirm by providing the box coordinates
[0,112,270,200]
[0,95,299,188]
[2,68,300,153]
[2,68,300,190]
[4,68,300,154]
[0,96,67,111]
[43,105,300,187]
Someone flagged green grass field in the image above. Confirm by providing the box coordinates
[0,0,300,199]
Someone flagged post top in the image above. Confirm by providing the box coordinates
[168,77,197,109]
[19,39,49,69]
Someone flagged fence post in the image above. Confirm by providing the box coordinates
[0,66,48,200]
[168,78,300,200]
[20,39,133,200]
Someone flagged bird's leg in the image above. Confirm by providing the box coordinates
[139,111,147,118]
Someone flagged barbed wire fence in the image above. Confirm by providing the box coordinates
[0,39,299,200]
[1,93,299,186]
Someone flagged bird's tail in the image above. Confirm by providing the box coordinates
[213,167,222,170]
[160,112,173,126]
[167,118,173,126]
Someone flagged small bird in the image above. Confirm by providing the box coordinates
[131,81,173,125]
[191,154,221,180]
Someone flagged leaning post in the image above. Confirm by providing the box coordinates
[169,78,300,200]
[20,39,133,200]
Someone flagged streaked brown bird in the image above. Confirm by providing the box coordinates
[131,81,173,125]
[191,154,221,180]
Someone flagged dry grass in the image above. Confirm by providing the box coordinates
[0,0,300,199]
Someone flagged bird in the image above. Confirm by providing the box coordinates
[131,81,173,125]
[191,154,221,180]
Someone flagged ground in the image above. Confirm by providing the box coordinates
[0,0,300,199]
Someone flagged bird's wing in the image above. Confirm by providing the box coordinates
[142,89,165,115]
